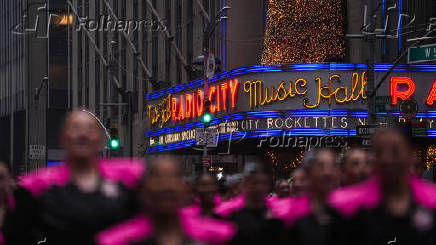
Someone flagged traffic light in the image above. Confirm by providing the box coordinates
[109,125,121,156]
[203,99,212,127]
[110,138,120,149]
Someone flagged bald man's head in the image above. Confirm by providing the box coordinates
[61,110,103,160]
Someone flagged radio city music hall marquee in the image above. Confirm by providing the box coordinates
[146,66,436,145]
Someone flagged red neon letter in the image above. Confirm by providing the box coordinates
[185,94,192,118]
[197,90,204,116]
[426,79,436,105]
[390,77,416,105]
[229,79,239,108]
[221,82,228,111]
[208,86,217,113]
[178,95,185,120]
[191,92,196,117]
[171,97,178,121]
[216,85,221,112]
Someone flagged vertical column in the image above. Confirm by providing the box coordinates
[89,0,96,112]
[26,0,48,171]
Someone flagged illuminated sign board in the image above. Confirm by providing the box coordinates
[145,64,436,151]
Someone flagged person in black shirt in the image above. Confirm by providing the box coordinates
[272,149,341,245]
[329,127,436,245]
[183,173,222,218]
[4,110,145,245]
[215,158,281,245]
[97,155,235,245]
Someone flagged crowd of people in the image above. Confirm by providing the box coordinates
[0,109,436,245]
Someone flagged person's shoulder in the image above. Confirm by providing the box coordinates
[214,195,245,219]
[328,177,381,218]
[270,195,311,228]
[99,158,146,189]
[96,215,152,245]
[181,212,236,244]
[18,165,70,197]
[180,205,201,217]
[410,175,436,209]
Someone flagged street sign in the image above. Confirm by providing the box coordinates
[205,52,215,78]
[195,128,206,146]
[29,145,46,160]
[375,96,391,105]
[361,138,372,146]
[206,128,218,147]
[356,125,378,137]
[196,128,218,147]
[408,43,436,64]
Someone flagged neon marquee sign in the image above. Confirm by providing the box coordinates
[146,66,436,129]
[147,80,238,127]
[390,77,436,105]
[244,72,367,109]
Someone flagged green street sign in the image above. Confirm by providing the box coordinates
[408,44,436,64]
[375,96,391,105]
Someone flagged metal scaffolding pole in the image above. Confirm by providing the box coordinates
[101,0,152,78]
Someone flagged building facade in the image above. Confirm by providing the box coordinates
[0,0,435,175]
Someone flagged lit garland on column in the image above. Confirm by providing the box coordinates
[426,145,436,170]
[262,0,345,64]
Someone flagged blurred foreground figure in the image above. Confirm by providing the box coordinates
[4,110,145,245]
[274,179,290,199]
[272,149,341,245]
[97,156,235,245]
[186,173,221,218]
[340,148,372,186]
[214,159,281,245]
[290,168,308,196]
[330,127,436,245]
[0,156,14,245]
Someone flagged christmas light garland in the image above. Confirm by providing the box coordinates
[262,0,345,64]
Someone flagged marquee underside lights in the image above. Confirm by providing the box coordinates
[147,128,436,154]
[146,109,436,139]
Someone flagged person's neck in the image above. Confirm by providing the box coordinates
[152,213,182,234]
[245,197,266,209]
[67,155,99,177]
[309,189,327,212]
[201,202,215,216]
[382,172,410,199]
